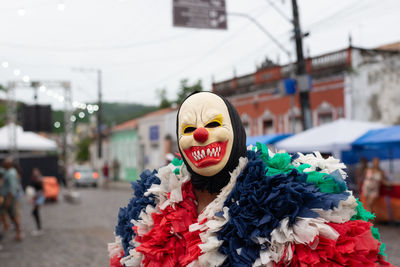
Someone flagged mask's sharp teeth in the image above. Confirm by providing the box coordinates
[218,147,221,152]
[212,148,215,157]
[207,148,210,156]
[201,149,205,157]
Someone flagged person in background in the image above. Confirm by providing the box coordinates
[30,168,45,236]
[0,172,4,248]
[112,159,120,182]
[103,162,110,189]
[355,158,368,195]
[0,158,22,241]
[362,157,391,212]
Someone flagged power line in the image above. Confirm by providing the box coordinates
[0,31,195,52]
[144,8,272,90]
[304,0,377,30]
[265,0,292,24]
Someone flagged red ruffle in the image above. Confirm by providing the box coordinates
[275,220,394,267]
[110,253,124,267]
[134,181,203,266]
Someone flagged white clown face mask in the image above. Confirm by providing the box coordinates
[178,92,234,177]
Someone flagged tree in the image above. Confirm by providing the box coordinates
[175,79,203,105]
[76,137,91,163]
[156,88,172,109]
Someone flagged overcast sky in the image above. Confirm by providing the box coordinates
[0,0,399,110]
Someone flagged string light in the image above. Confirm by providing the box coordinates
[18,8,26,16]
[2,60,98,113]
[13,69,21,76]
[54,121,61,128]
[57,2,65,11]
[70,115,76,122]
[78,112,85,118]
[22,75,30,83]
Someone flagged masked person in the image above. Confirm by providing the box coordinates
[109,92,393,267]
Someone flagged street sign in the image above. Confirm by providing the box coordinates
[173,0,227,30]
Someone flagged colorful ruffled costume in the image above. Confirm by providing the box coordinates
[108,143,394,266]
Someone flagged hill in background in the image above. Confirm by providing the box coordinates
[52,102,157,133]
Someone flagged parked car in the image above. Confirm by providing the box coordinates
[74,166,98,187]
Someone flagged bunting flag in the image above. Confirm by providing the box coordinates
[109,143,394,267]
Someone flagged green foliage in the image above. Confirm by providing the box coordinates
[52,110,64,133]
[175,79,203,105]
[76,137,91,162]
[156,88,172,109]
[101,102,157,125]
[0,102,6,128]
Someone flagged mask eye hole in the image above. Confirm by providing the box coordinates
[183,126,197,134]
[205,121,221,128]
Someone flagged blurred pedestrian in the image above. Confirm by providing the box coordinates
[0,172,4,246]
[103,162,110,189]
[355,158,368,195]
[112,159,120,182]
[0,158,22,241]
[30,168,45,236]
[362,157,391,212]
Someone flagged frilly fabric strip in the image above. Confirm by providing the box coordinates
[275,220,394,267]
[109,143,393,267]
[112,169,160,257]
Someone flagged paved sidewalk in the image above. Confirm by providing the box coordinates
[0,187,132,266]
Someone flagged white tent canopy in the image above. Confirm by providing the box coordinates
[275,119,384,158]
[0,124,57,151]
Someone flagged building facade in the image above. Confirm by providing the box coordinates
[110,119,140,181]
[138,107,178,172]
[212,44,400,136]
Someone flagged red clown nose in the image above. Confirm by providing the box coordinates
[193,127,208,143]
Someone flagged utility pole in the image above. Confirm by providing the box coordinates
[97,69,102,159]
[291,0,312,130]
[72,68,103,159]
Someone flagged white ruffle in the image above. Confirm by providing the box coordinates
[313,195,357,223]
[145,163,190,210]
[253,217,339,266]
[293,151,347,179]
[108,235,124,258]
[120,162,191,265]
[189,157,248,267]
[120,249,143,267]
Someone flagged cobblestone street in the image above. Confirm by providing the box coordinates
[1,185,399,266]
[0,185,132,267]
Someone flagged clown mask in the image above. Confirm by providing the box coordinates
[178,92,234,177]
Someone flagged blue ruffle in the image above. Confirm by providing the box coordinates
[115,169,160,256]
[217,150,349,266]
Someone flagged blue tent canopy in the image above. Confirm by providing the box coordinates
[246,134,292,147]
[352,125,400,149]
[344,125,400,164]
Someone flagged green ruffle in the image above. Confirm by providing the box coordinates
[255,143,387,258]
[256,143,346,194]
[171,158,183,175]
[371,226,387,256]
[351,198,375,221]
